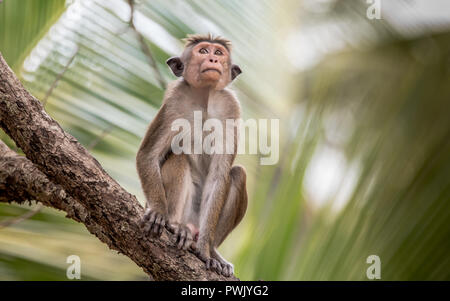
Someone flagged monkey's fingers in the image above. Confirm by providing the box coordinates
[152,213,166,237]
[142,211,157,236]
[171,225,181,243]
[177,233,186,249]
[167,223,177,234]
[140,209,167,238]
[144,212,155,236]
[176,227,186,248]
[178,228,193,250]
[142,222,152,235]
[158,219,166,236]
[139,208,152,228]
[152,214,161,235]
[169,224,181,246]
[182,236,193,250]
[148,210,157,225]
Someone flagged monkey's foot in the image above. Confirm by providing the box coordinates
[218,261,234,277]
[168,223,193,250]
[211,250,234,277]
[192,246,226,276]
[140,208,166,237]
[206,258,223,275]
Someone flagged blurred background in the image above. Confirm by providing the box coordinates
[1,0,449,280]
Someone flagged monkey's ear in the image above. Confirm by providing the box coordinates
[166,57,184,77]
[231,65,242,80]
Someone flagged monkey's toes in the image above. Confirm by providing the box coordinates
[220,263,234,277]
[141,209,166,237]
[206,258,223,275]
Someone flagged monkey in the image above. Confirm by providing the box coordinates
[136,34,247,277]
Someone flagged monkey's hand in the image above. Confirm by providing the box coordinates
[192,243,224,275]
[140,208,167,237]
[167,223,194,250]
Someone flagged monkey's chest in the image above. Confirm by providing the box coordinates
[185,111,233,153]
[176,99,237,173]
[182,109,230,174]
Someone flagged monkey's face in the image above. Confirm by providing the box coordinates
[187,42,228,87]
[166,41,241,90]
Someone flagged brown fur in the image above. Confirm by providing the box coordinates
[136,35,245,277]
[183,33,232,51]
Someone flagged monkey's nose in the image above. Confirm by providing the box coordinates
[209,59,218,63]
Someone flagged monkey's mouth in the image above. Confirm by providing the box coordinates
[202,68,222,75]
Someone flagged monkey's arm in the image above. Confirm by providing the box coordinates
[136,105,173,215]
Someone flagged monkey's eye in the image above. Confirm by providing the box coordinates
[199,48,208,54]
[215,50,223,55]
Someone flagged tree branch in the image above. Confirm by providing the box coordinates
[1,47,80,228]
[0,52,237,281]
[0,140,97,227]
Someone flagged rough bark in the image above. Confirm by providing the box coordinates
[0,52,237,281]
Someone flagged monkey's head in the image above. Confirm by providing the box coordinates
[166,34,242,90]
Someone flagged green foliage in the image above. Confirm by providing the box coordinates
[236,32,450,280]
[0,0,66,71]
